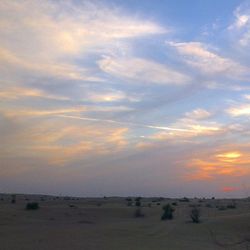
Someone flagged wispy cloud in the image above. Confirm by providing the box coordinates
[0,0,166,82]
[228,2,250,46]
[167,41,249,80]
[58,114,192,132]
[98,56,191,85]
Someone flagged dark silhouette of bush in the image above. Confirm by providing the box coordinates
[11,194,16,204]
[26,202,39,210]
[218,205,226,211]
[135,200,141,207]
[172,202,178,206]
[227,203,236,209]
[161,204,174,220]
[190,207,200,223]
[134,208,144,218]
[127,201,133,206]
[179,197,190,202]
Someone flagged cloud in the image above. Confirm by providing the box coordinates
[186,148,250,181]
[149,114,222,142]
[185,108,212,120]
[86,89,139,103]
[0,85,69,100]
[0,0,166,82]
[167,41,248,80]
[221,186,239,193]
[98,56,191,85]
[216,151,242,162]
[228,2,250,46]
[227,104,250,116]
[59,114,191,132]
[0,113,130,166]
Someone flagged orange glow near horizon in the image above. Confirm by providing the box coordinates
[216,151,242,162]
[222,186,238,193]
[186,150,250,181]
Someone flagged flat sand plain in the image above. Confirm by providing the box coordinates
[0,194,250,250]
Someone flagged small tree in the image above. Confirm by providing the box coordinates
[190,207,200,223]
[161,204,174,220]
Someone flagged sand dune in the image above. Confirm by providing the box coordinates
[0,194,249,250]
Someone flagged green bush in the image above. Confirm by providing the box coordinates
[11,194,16,204]
[190,207,200,223]
[26,202,39,210]
[227,203,236,209]
[135,201,141,207]
[161,204,174,220]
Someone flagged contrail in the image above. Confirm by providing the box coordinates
[58,114,191,132]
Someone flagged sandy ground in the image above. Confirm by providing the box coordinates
[0,194,250,250]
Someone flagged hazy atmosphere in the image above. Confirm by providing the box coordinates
[1,0,250,198]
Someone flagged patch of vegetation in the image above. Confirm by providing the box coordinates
[26,202,39,210]
[190,207,201,223]
[179,197,190,202]
[127,201,133,206]
[218,205,227,211]
[11,194,16,204]
[135,197,141,202]
[161,204,174,220]
[134,208,144,218]
[69,204,77,208]
[135,200,141,207]
[227,203,236,209]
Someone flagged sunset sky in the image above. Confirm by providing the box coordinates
[1,0,250,197]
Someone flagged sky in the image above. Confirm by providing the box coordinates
[1,0,250,198]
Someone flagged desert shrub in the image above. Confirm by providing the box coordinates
[11,194,16,204]
[218,205,227,211]
[127,201,133,206]
[26,202,39,210]
[157,202,161,206]
[135,200,141,207]
[161,204,174,220]
[227,203,236,209]
[172,202,178,206]
[135,197,141,202]
[69,204,77,208]
[126,198,132,202]
[190,207,200,223]
[179,197,190,202]
[134,208,144,218]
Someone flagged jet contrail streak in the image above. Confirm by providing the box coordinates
[58,114,191,132]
